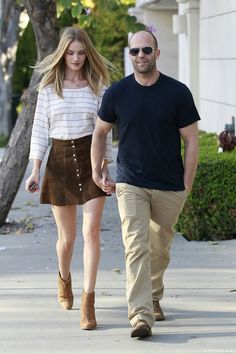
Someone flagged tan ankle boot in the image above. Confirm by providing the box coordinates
[80,290,97,330]
[58,272,74,310]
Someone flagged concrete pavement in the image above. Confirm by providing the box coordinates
[0,147,236,353]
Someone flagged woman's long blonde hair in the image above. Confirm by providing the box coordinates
[36,27,111,97]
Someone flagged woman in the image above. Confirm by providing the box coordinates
[25,27,114,330]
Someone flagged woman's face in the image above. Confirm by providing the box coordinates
[64,40,87,73]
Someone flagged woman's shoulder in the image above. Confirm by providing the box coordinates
[38,84,54,96]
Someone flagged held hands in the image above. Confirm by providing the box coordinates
[101,164,116,194]
[93,167,115,195]
[100,178,116,194]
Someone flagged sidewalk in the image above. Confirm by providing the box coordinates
[0,147,236,354]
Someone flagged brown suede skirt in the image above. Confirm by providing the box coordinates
[40,135,106,206]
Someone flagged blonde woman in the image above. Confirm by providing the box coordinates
[25,27,114,330]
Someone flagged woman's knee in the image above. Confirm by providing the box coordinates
[57,237,75,252]
[83,224,100,243]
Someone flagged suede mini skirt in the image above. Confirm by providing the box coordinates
[40,135,106,206]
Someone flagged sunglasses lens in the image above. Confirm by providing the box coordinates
[142,47,153,55]
[129,47,153,56]
[129,48,139,56]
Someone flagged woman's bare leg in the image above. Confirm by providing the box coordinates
[82,197,106,293]
[52,205,77,281]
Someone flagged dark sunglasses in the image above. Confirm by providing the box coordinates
[129,47,154,56]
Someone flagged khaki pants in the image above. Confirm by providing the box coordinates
[116,183,188,328]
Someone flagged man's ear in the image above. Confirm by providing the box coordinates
[156,49,160,59]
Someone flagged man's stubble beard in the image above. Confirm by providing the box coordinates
[133,59,156,74]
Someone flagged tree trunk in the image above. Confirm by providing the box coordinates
[0,0,58,226]
[0,0,21,137]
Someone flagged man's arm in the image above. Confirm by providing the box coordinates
[179,122,199,192]
[91,117,114,192]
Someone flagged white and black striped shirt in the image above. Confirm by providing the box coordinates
[29,85,112,161]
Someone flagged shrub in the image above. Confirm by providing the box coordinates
[0,135,9,147]
[176,131,236,241]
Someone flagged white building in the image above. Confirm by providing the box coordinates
[128,0,236,134]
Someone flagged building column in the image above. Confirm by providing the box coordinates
[173,0,200,108]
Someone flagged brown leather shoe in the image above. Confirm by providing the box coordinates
[153,300,165,321]
[131,320,152,338]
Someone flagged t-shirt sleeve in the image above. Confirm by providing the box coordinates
[98,86,117,123]
[176,85,201,128]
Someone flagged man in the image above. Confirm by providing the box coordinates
[91,30,200,338]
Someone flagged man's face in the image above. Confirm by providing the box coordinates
[129,33,160,74]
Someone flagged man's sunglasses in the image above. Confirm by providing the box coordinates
[129,47,154,56]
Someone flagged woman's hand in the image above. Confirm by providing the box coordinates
[25,171,40,193]
[25,159,42,193]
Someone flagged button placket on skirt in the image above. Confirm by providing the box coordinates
[71,140,83,192]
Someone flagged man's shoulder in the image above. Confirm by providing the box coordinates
[160,73,189,92]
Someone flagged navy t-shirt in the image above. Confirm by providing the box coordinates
[98,73,201,191]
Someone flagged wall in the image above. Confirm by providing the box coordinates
[174,0,200,110]
[145,10,178,79]
[199,0,236,133]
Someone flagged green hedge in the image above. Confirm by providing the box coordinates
[0,135,9,147]
[176,131,236,241]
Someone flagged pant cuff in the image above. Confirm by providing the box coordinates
[130,313,155,328]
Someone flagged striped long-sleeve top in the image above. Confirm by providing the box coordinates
[29,85,112,162]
